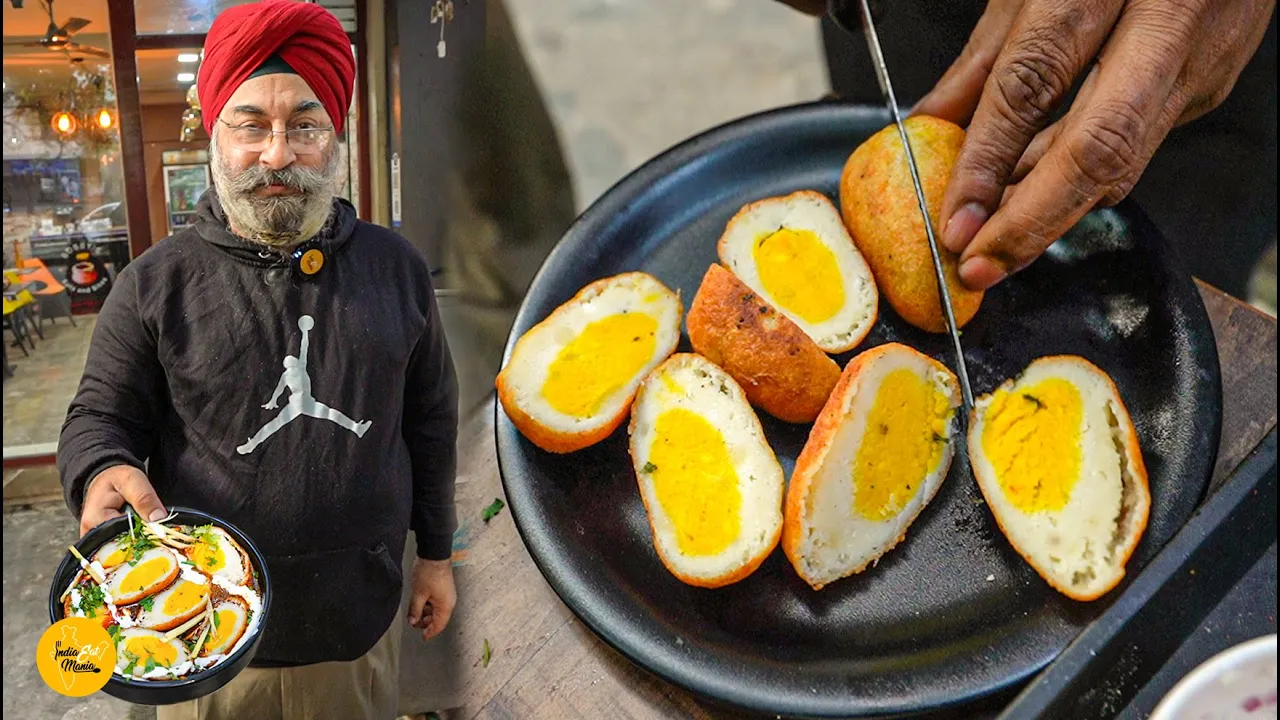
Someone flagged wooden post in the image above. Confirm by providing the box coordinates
[105,0,151,259]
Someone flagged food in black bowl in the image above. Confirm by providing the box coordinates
[48,507,272,705]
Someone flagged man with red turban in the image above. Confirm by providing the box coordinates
[57,2,459,718]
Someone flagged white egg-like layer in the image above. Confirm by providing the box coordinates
[628,354,785,586]
[718,191,878,353]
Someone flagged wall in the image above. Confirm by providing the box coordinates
[140,102,209,245]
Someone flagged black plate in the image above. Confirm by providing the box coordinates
[495,102,1222,718]
[48,507,272,706]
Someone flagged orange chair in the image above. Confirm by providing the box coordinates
[18,258,76,327]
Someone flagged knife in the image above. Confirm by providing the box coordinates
[827,0,976,414]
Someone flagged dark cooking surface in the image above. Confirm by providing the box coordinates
[496,103,1222,718]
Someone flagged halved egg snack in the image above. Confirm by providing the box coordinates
[64,580,109,623]
[783,342,960,591]
[201,597,251,657]
[717,190,878,353]
[497,271,683,454]
[136,576,210,631]
[186,526,251,585]
[92,537,131,571]
[968,356,1150,602]
[627,353,786,589]
[116,628,190,678]
[687,263,840,424]
[106,546,181,605]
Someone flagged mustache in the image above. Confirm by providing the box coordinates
[220,162,333,197]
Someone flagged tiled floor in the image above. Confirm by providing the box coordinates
[3,314,96,449]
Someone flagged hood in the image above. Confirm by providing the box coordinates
[191,188,359,268]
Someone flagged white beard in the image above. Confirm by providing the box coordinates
[209,131,341,249]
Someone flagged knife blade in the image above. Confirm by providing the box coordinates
[828,0,976,414]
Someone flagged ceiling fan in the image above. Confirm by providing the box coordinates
[3,0,109,59]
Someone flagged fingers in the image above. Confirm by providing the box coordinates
[1010,63,1102,183]
[957,1,1194,289]
[911,0,1023,125]
[115,469,168,522]
[422,596,455,641]
[939,0,1124,255]
[407,589,427,629]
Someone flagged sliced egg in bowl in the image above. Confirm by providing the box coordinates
[116,628,191,678]
[497,271,683,454]
[627,353,786,588]
[783,343,961,590]
[186,527,250,586]
[136,576,209,631]
[92,537,131,571]
[717,190,878,353]
[201,598,251,657]
[106,547,181,605]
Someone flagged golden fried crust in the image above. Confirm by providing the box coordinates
[966,355,1150,602]
[840,116,983,333]
[782,343,959,590]
[687,264,841,424]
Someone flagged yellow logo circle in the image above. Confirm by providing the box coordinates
[300,248,325,275]
[36,618,116,697]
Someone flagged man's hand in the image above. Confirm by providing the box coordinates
[912,0,1275,291]
[407,558,456,641]
[80,465,167,537]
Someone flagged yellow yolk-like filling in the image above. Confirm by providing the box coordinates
[118,557,173,596]
[101,547,128,568]
[207,608,240,651]
[854,368,951,522]
[752,228,845,324]
[648,407,742,557]
[190,539,226,573]
[981,378,1084,513]
[122,636,178,669]
[542,312,659,418]
[161,581,209,616]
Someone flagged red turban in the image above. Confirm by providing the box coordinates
[197,0,355,136]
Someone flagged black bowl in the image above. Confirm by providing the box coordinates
[47,506,273,706]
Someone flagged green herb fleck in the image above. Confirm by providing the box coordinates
[144,656,157,675]
[122,651,139,678]
[212,610,221,629]
[107,624,121,643]
[139,596,155,612]
[122,521,157,564]
[718,381,729,395]
[205,556,217,568]
[190,524,216,545]
[482,638,492,668]
[1022,393,1045,410]
[77,583,106,616]
[481,498,506,523]
[642,461,658,474]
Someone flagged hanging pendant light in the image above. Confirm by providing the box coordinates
[96,108,114,129]
[51,110,77,135]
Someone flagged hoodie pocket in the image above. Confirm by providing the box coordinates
[254,541,404,665]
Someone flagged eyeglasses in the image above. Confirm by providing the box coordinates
[217,118,334,155]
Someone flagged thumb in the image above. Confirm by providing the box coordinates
[117,470,167,522]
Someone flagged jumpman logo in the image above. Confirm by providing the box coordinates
[236,316,372,455]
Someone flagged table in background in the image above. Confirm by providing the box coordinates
[449,280,1278,720]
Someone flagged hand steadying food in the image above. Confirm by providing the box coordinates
[911,0,1275,290]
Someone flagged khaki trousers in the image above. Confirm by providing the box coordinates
[155,616,402,720]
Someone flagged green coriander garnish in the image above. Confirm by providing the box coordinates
[212,610,221,629]
[481,498,506,523]
[139,596,155,612]
[190,524,216,545]
[77,583,106,616]
[144,656,157,675]
[642,462,657,474]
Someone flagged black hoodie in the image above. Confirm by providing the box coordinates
[57,191,459,665]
